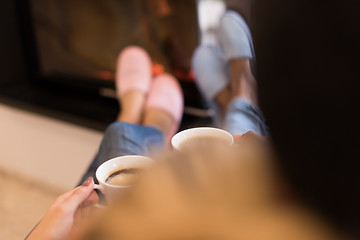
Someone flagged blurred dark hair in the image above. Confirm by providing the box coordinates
[254,0,360,237]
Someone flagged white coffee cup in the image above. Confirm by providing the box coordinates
[171,127,234,151]
[94,155,154,205]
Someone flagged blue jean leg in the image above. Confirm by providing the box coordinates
[79,122,164,184]
[224,98,268,136]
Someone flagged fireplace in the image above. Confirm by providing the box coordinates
[0,0,215,130]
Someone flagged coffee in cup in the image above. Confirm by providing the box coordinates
[105,168,143,186]
[94,155,153,204]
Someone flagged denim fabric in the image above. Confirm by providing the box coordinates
[79,122,164,184]
[224,98,268,136]
[80,101,267,184]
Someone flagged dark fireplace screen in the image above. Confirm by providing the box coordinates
[29,0,199,84]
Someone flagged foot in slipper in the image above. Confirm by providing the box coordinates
[116,46,152,124]
[143,73,184,144]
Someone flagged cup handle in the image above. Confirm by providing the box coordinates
[93,183,103,192]
[93,184,106,208]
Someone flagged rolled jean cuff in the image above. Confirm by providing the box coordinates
[224,98,268,136]
[79,121,164,184]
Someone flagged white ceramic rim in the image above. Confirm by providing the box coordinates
[95,155,153,188]
[171,127,234,150]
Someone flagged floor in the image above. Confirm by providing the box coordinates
[0,103,103,239]
[0,169,60,239]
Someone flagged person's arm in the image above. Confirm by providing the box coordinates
[26,177,98,240]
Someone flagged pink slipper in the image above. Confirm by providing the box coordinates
[116,46,152,98]
[146,73,184,144]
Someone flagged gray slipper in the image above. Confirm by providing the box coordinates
[191,45,229,126]
[218,10,255,62]
[192,45,229,100]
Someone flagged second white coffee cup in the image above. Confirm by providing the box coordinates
[171,127,234,151]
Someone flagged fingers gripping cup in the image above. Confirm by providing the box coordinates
[94,155,153,205]
[171,127,234,151]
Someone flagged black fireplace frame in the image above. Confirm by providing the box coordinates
[0,0,121,131]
